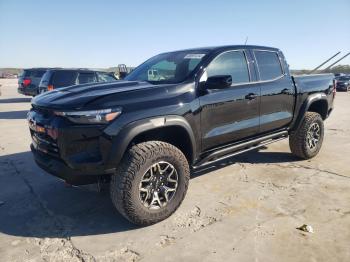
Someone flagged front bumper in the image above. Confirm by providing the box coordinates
[31,144,109,185]
[28,108,115,185]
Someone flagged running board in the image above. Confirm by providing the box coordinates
[193,130,288,169]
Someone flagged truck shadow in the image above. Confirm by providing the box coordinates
[0,110,28,119]
[0,98,32,103]
[0,149,300,239]
[0,151,137,239]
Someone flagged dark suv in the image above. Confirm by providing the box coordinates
[38,69,117,93]
[335,75,350,91]
[18,68,49,96]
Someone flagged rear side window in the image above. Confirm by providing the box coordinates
[97,72,116,82]
[52,71,78,87]
[254,51,283,81]
[78,72,96,84]
[207,51,250,84]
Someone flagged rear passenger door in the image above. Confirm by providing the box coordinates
[199,50,261,151]
[252,50,295,133]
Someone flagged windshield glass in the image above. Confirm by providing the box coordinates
[125,51,208,84]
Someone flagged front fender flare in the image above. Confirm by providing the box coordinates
[105,115,197,168]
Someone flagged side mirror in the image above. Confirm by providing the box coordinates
[205,75,232,89]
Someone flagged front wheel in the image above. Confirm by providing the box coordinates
[110,141,190,226]
[289,112,324,159]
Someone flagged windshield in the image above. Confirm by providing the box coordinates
[125,51,208,84]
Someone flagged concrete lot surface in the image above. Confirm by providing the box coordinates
[0,78,349,262]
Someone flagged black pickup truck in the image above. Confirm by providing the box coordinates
[28,45,335,225]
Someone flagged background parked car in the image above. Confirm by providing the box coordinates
[38,69,117,93]
[335,75,350,91]
[17,68,49,96]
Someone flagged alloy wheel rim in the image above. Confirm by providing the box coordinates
[307,122,321,151]
[139,161,178,210]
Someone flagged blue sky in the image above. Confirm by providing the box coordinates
[0,0,349,69]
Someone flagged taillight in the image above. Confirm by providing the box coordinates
[333,79,337,95]
[23,78,31,87]
[47,85,54,91]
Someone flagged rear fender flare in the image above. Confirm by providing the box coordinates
[291,93,328,131]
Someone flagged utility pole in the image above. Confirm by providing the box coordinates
[323,52,350,72]
[309,52,341,74]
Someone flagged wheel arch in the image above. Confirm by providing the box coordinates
[291,93,328,131]
[106,116,197,167]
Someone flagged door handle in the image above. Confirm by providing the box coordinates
[245,93,258,100]
[281,88,290,94]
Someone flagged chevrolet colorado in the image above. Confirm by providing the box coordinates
[28,45,335,225]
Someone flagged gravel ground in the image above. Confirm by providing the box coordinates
[0,78,349,262]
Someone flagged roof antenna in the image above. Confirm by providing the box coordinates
[244,36,248,45]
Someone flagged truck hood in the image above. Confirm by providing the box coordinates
[32,80,161,110]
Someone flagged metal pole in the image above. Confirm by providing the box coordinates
[244,37,248,45]
[309,51,341,73]
[323,52,350,71]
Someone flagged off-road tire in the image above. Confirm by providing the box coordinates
[110,141,190,226]
[289,112,324,159]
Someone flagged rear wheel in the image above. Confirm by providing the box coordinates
[110,141,190,225]
[289,112,324,159]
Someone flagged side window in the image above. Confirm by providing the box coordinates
[207,51,250,84]
[78,72,96,84]
[52,71,78,87]
[97,72,116,82]
[254,51,283,81]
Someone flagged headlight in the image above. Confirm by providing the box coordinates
[54,108,122,124]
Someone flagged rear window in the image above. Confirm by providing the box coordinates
[254,51,283,81]
[78,72,96,84]
[32,70,46,77]
[21,70,46,78]
[52,71,78,87]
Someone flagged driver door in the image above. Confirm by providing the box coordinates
[199,50,261,151]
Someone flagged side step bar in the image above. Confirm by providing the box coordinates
[193,130,288,169]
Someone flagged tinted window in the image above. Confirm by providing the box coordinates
[78,72,96,84]
[21,70,33,77]
[32,70,46,77]
[97,72,117,82]
[21,70,46,78]
[52,71,78,87]
[207,51,250,84]
[254,51,283,81]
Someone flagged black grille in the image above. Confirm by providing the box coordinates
[31,130,59,157]
[32,105,54,118]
